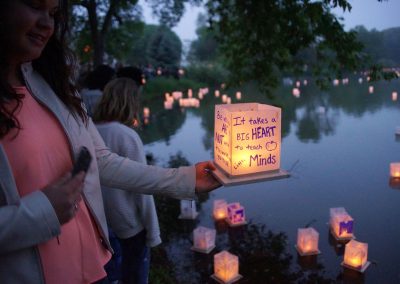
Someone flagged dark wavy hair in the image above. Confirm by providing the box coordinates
[0,0,87,139]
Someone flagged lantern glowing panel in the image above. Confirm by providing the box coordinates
[342,240,370,272]
[296,228,320,256]
[192,226,216,253]
[214,103,281,177]
[390,163,400,178]
[213,199,228,220]
[212,251,242,283]
[226,203,246,226]
[329,207,354,240]
[178,200,198,219]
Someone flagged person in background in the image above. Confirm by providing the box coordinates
[116,66,145,87]
[93,78,159,284]
[80,64,115,116]
[0,1,221,283]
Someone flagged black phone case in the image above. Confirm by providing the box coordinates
[71,147,92,176]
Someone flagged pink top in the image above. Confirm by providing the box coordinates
[1,87,110,284]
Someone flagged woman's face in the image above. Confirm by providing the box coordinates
[3,0,59,64]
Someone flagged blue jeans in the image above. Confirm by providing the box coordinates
[104,229,122,282]
[119,230,150,284]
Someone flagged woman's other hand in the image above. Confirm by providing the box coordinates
[42,172,85,224]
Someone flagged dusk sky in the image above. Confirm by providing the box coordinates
[140,0,400,42]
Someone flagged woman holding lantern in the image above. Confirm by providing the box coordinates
[0,0,220,283]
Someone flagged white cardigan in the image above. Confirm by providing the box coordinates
[96,122,161,247]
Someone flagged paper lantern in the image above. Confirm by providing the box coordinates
[292,88,300,98]
[296,227,320,256]
[303,79,308,86]
[333,79,339,86]
[212,251,242,283]
[215,90,220,98]
[213,103,289,185]
[191,226,216,253]
[369,86,374,94]
[392,91,398,101]
[358,78,363,84]
[164,100,173,110]
[330,207,354,240]
[226,97,231,104]
[342,240,370,272]
[222,94,228,103]
[172,91,183,100]
[143,107,150,119]
[188,89,193,98]
[226,203,246,227]
[235,92,242,100]
[390,163,400,178]
[178,200,198,219]
[296,81,301,87]
[213,199,228,220]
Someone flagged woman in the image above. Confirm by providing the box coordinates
[0,1,220,283]
[93,78,159,284]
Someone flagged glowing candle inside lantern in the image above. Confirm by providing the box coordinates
[343,240,369,271]
[390,163,400,178]
[143,107,150,119]
[330,207,354,240]
[227,203,246,226]
[296,227,320,255]
[213,199,228,220]
[213,251,241,283]
[192,226,216,253]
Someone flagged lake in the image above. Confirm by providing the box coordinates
[139,77,400,283]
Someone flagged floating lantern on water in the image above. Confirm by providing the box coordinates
[172,91,183,100]
[296,227,321,256]
[164,100,173,110]
[358,78,363,84]
[292,88,300,98]
[213,199,228,220]
[215,90,220,98]
[143,107,150,119]
[191,226,216,253]
[236,92,242,100]
[156,68,162,76]
[333,79,339,86]
[188,89,193,98]
[390,163,400,178]
[226,202,246,226]
[392,91,398,101]
[213,103,289,185]
[342,240,370,273]
[303,79,308,86]
[178,200,198,219]
[222,94,228,103]
[212,251,242,284]
[226,97,231,104]
[368,86,374,94]
[330,207,354,241]
[296,81,301,87]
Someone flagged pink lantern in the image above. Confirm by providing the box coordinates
[211,251,242,283]
[226,203,246,227]
[342,240,370,273]
[191,226,216,253]
[178,200,198,219]
[213,199,228,220]
[296,227,320,256]
[330,207,354,241]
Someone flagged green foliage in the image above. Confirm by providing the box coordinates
[204,0,366,91]
[185,63,229,87]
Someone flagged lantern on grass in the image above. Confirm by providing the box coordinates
[330,207,354,241]
[178,200,198,219]
[295,227,321,256]
[213,199,228,220]
[390,163,400,178]
[226,203,246,226]
[213,103,289,185]
[211,251,242,284]
[342,240,370,272]
[191,226,216,253]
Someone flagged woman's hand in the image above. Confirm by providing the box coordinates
[194,161,222,193]
[42,172,85,224]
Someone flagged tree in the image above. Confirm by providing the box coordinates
[70,0,201,66]
[204,0,395,91]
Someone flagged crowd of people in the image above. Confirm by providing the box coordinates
[0,0,221,283]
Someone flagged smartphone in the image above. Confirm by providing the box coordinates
[71,146,92,176]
